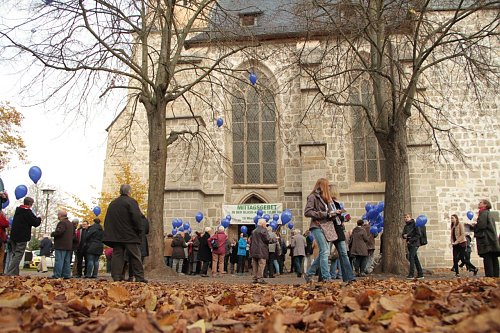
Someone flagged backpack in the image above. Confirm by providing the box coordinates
[418,226,428,246]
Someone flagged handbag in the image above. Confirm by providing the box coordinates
[319,221,338,242]
[211,235,219,249]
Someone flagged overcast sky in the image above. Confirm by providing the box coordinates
[0,68,117,208]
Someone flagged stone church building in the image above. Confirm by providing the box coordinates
[102,1,499,269]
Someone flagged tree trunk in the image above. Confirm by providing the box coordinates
[379,122,411,274]
[143,100,176,277]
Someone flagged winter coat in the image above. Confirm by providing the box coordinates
[52,217,75,251]
[163,237,173,257]
[349,226,369,256]
[10,206,41,242]
[140,216,149,257]
[331,200,346,242]
[237,237,247,256]
[402,219,420,247]
[291,234,306,257]
[198,232,212,262]
[189,237,200,262]
[0,212,9,242]
[474,210,500,257]
[39,237,53,256]
[208,231,228,255]
[249,226,273,259]
[362,224,377,250]
[75,228,89,253]
[451,222,466,245]
[304,190,330,230]
[85,223,104,255]
[171,234,188,259]
[103,194,143,246]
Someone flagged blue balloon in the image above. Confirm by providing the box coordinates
[263,214,270,222]
[253,216,259,224]
[249,73,257,85]
[195,212,204,223]
[186,228,192,234]
[2,199,9,209]
[365,203,374,212]
[92,206,101,217]
[269,221,278,231]
[240,226,248,234]
[281,209,292,224]
[362,214,367,220]
[370,226,378,235]
[14,185,28,200]
[287,222,294,230]
[466,211,474,221]
[172,229,177,235]
[28,166,42,184]
[171,219,178,228]
[256,209,263,217]
[375,202,385,213]
[176,219,183,228]
[376,213,384,225]
[415,215,428,227]
[178,226,185,232]
[221,218,230,228]
[226,214,232,221]
[183,222,190,230]
[272,214,279,221]
[367,208,378,220]
[216,118,224,128]
[377,226,383,233]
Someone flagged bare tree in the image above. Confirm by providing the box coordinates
[0,0,248,275]
[293,0,499,273]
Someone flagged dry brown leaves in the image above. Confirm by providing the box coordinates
[0,276,499,333]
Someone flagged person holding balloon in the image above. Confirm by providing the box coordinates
[472,199,500,277]
[6,197,42,276]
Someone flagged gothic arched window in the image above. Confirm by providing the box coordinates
[232,74,276,185]
[350,80,386,182]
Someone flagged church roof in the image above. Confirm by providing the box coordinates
[185,0,491,48]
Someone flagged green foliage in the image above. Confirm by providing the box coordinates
[28,237,40,251]
[0,102,27,170]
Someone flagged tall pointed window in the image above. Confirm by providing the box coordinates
[351,80,386,182]
[232,73,276,185]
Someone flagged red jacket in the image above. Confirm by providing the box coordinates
[0,212,9,242]
[208,231,228,255]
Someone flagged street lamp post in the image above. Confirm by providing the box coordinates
[41,189,55,235]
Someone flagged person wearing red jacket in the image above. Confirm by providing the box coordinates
[208,226,228,277]
[0,210,10,273]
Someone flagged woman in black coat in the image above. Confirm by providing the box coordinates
[85,218,104,278]
[198,228,212,277]
[473,199,500,277]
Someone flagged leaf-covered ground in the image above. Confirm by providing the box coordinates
[0,276,499,333]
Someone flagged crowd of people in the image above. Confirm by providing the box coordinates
[0,181,499,282]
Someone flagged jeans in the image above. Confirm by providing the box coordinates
[334,240,355,282]
[329,258,342,278]
[306,228,331,280]
[293,255,304,276]
[85,254,100,278]
[273,259,280,274]
[6,241,27,276]
[407,245,423,277]
[53,250,72,278]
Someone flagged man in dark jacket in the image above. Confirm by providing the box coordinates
[103,184,145,282]
[38,234,53,273]
[198,227,212,277]
[249,219,274,284]
[402,213,424,279]
[51,210,75,279]
[6,197,41,276]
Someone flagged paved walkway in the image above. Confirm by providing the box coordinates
[19,267,479,284]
